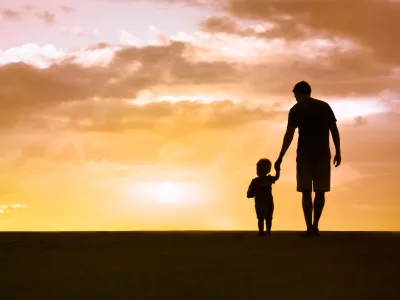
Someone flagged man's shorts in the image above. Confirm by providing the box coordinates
[296,158,331,192]
[255,197,274,220]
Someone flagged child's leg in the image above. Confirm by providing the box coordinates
[266,218,272,233]
[255,202,265,234]
[266,198,274,233]
[258,219,264,234]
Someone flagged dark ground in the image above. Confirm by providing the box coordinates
[1,231,399,300]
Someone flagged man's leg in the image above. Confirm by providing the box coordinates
[297,159,313,231]
[313,192,325,230]
[302,190,313,231]
[312,158,331,232]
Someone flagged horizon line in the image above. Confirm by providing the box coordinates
[1,230,399,233]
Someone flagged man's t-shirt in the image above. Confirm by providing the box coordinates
[288,98,337,161]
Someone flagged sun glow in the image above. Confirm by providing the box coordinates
[126,181,201,205]
[129,90,240,106]
[329,98,388,121]
[276,97,388,123]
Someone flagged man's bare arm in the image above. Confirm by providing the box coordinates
[278,126,296,160]
[330,122,341,167]
[274,126,295,170]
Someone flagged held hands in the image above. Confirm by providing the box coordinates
[333,153,342,167]
[274,156,283,171]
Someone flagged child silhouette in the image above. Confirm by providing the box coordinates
[247,158,280,236]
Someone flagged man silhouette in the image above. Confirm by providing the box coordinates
[275,81,341,237]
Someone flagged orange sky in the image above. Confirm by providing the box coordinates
[0,0,399,231]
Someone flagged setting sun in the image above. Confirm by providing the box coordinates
[125,181,201,206]
[153,181,198,204]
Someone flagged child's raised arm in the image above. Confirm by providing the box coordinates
[270,169,281,183]
[247,179,256,198]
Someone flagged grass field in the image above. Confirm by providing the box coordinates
[1,231,399,300]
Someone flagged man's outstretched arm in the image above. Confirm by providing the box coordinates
[330,122,341,167]
[277,126,296,162]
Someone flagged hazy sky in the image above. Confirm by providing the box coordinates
[0,0,399,231]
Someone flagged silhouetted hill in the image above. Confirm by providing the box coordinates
[1,231,399,299]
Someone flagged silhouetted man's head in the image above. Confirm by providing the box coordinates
[257,159,271,177]
[293,81,311,102]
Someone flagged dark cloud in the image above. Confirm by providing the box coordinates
[1,36,397,132]
[200,16,238,34]
[194,0,400,97]
[1,9,22,20]
[199,15,310,40]
[0,62,111,127]
[112,42,238,87]
[340,112,400,166]
[1,8,58,24]
[191,2,399,99]
[87,42,111,50]
[60,5,76,13]
[23,5,37,11]
[354,116,367,126]
[0,41,241,129]
[237,53,400,97]
[48,98,283,137]
[217,0,400,65]
[110,0,400,65]
[12,143,52,168]
[107,0,211,8]
[5,100,283,168]
[36,11,55,25]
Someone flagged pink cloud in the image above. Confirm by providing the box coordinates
[1,7,58,25]
[60,5,76,13]
[107,0,210,7]
[60,26,87,38]
[1,9,22,20]
[36,11,55,25]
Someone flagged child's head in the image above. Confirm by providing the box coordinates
[256,158,272,176]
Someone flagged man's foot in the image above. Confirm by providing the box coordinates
[259,231,265,236]
[312,226,320,236]
[266,231,271,236]
[300,228,318,238]
[300,230,314,238]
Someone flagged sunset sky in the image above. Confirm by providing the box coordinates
[0,0,399,231]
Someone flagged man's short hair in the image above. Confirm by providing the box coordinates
[293,81,311,94]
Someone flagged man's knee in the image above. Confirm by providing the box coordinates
[314,192,325,205]
[314,159,331,192]
[302,190,312,197]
